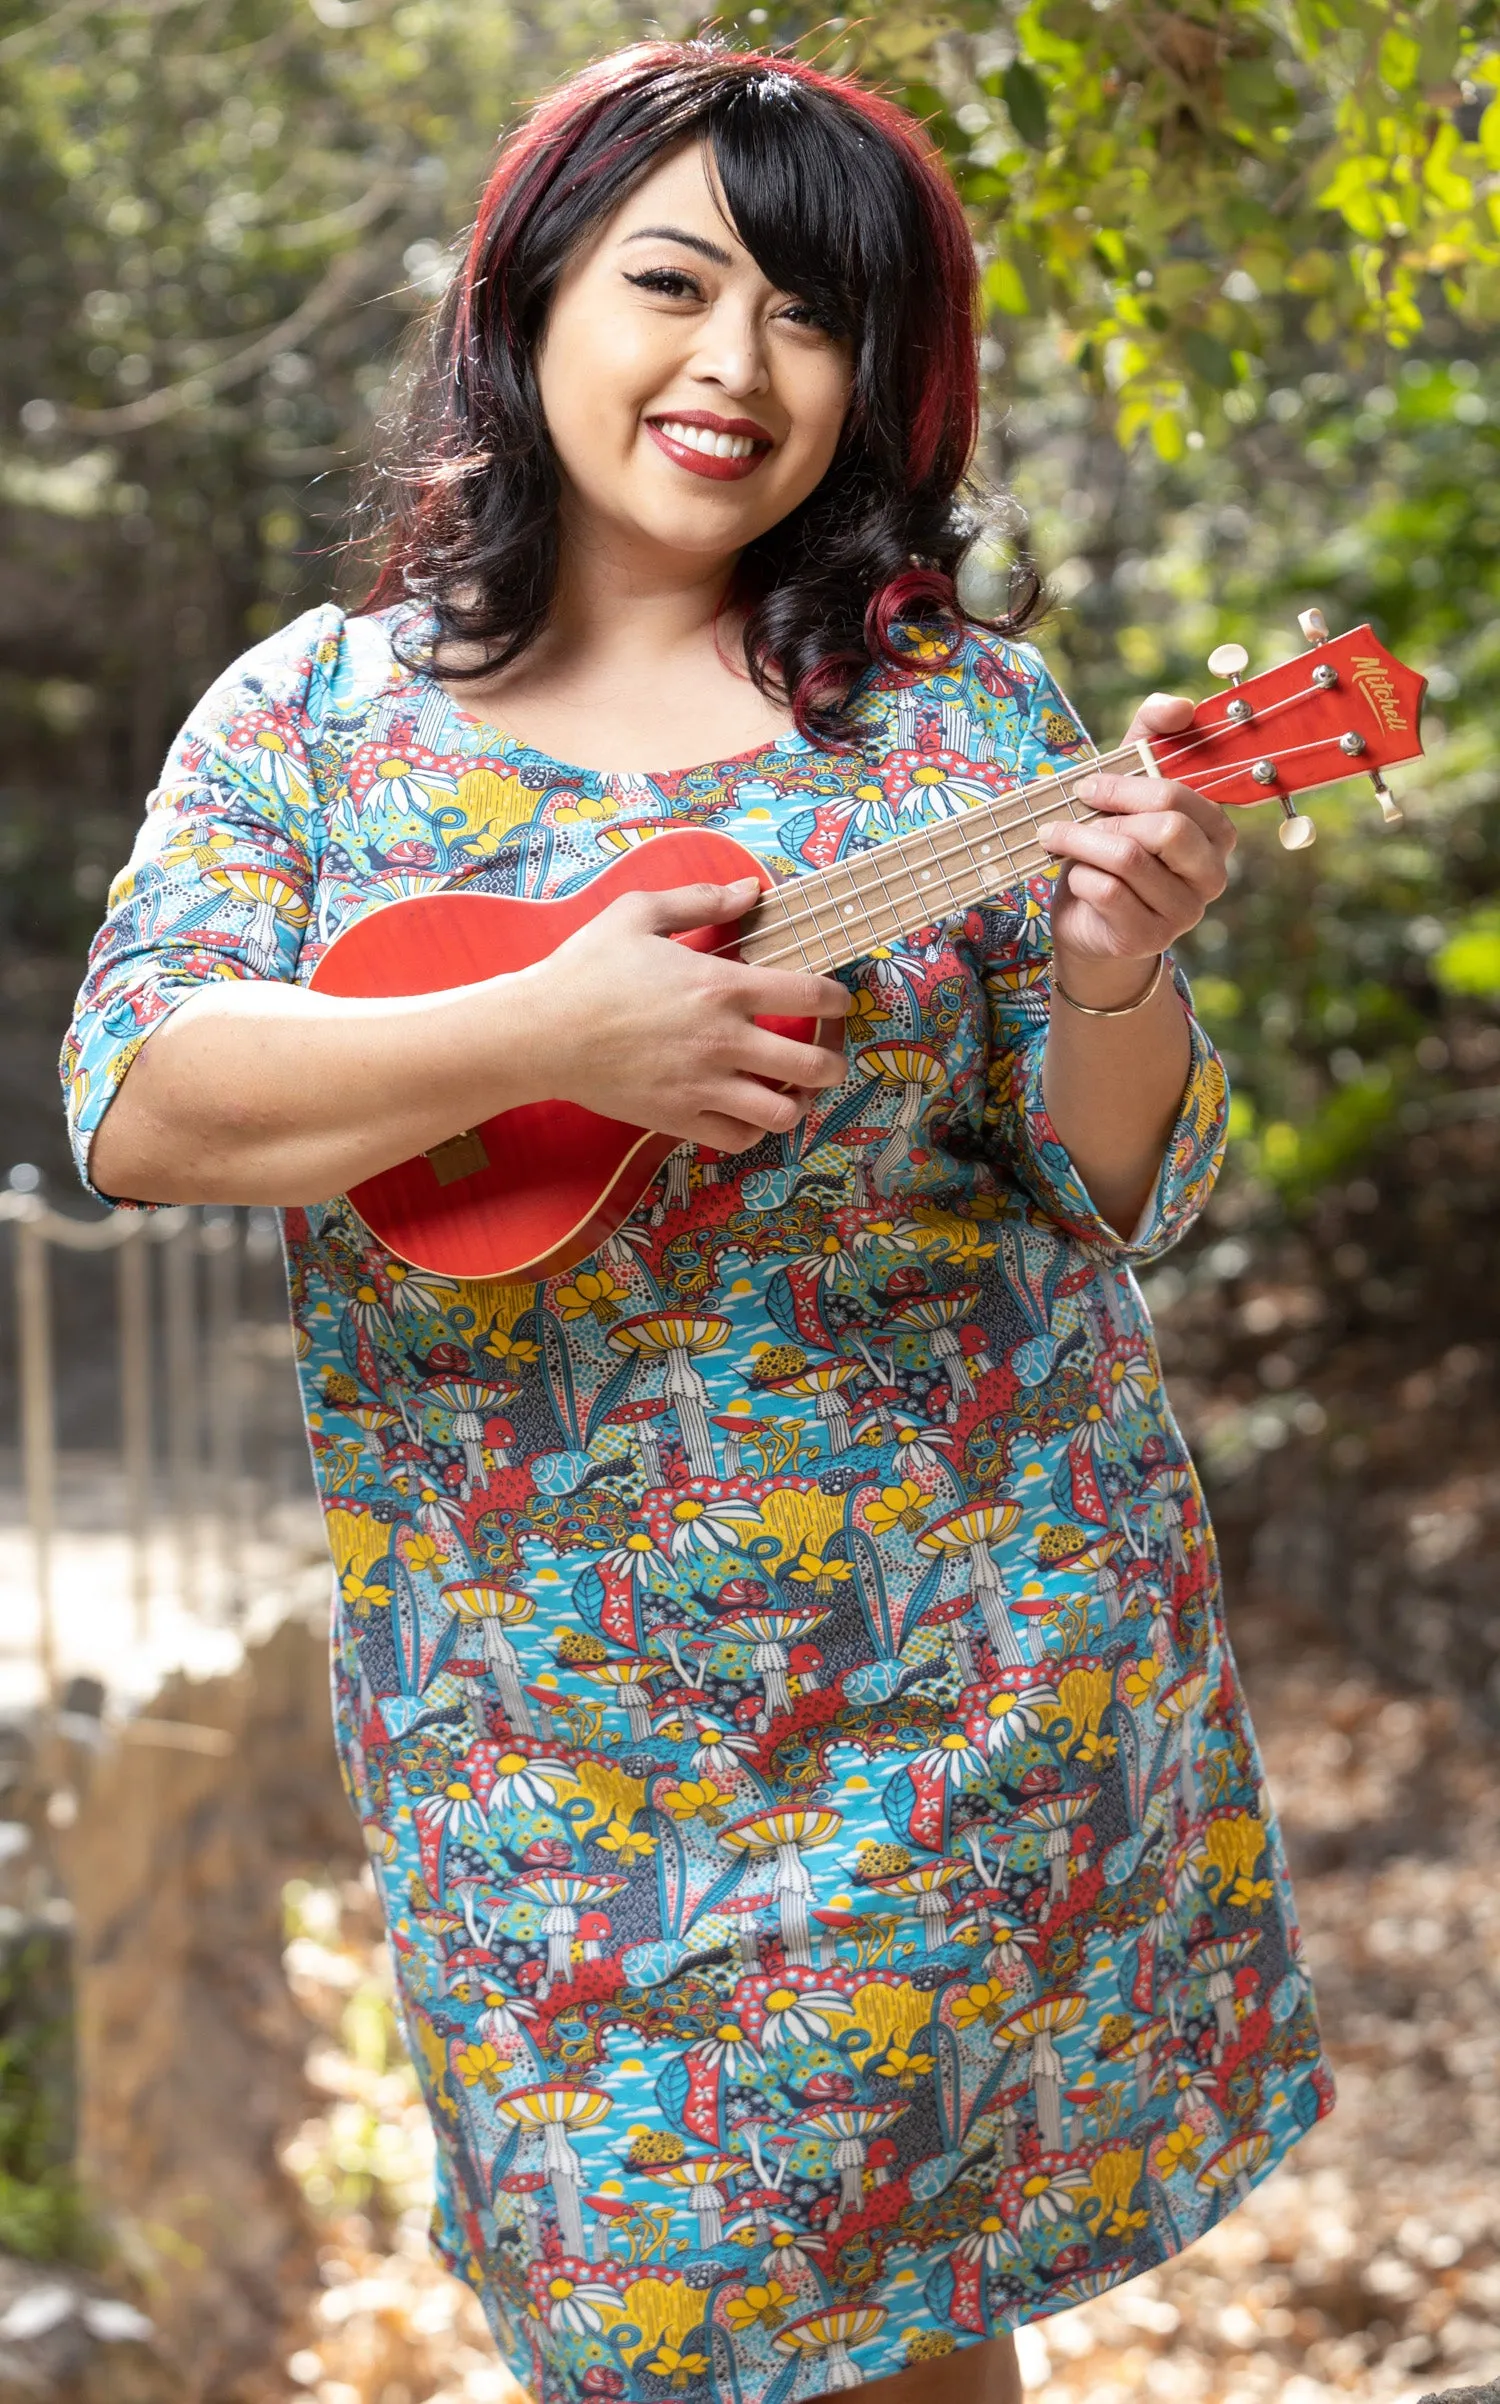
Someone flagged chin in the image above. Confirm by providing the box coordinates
[634,500,777,558]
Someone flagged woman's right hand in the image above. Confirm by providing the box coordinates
[515,876,853,1152]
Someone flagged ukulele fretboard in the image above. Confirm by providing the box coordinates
[737,749,1124,975]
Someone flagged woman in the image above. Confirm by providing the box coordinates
[63,42,1330,2404]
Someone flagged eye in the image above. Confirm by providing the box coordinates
[778,298,846,339]
[624,267,703,302]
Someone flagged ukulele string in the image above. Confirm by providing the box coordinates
[717,725,1327,975]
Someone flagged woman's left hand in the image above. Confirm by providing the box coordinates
[1043,691,1235,984]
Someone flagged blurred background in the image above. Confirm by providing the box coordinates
[0,1,1497,2400]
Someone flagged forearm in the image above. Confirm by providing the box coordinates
[1040,951,1192,1238]
[89,975,536,1206]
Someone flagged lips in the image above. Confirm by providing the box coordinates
[645,414,774,484]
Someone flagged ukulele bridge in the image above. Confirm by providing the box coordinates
[425,1128,490,1185]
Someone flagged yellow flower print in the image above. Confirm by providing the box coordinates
[596,1817,656,1863]
[1122,1657,1161,1706]
[551,791,618,824]
[644,2341,708,2386]
[1072,1728,1119,1765]
[340,1569,388,1619]
[403,1533,449,1578]
[950,1979,1008,2031]
[162,823,234,876]
[483,1326,541,1370]
[453,2041,502,2089]
[908,1203,997,1264]
[1156,2123,1203,2175]
[662,1778,730,1826]
[725,2280,794,2334]
[788,1549,852,1590]
[846,988,887,1037]
[874,2041,935,2086]
[555,1269,628,1326]
[865,1480,928,1537]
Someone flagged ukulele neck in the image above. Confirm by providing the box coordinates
[737,743,1136,976]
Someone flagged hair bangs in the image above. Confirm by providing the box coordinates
[704,77,915,356]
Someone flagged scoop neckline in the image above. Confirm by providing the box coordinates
[389,606,819,788]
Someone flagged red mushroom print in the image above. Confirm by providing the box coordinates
[601,1396,670,1487]
[787,1640,824,1696]
[584,2190,634,2263]
[717,1892,769,1972]
[710,1401,756,1475]
[576,1910,613,1964]
[497,2167,548,2255]
[921,1590,981,1688]
[810,1907,859,1970]
[865,2135,899,2189]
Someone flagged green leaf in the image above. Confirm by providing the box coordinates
[1181,326,1237,390]
[984,253,1031,316]
[1002,59,1050,149]
[1432,905,1500,998]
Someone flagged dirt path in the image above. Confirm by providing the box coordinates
[272,1596,1500,2404]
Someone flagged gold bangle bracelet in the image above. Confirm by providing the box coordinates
[1051,953,1166,1018]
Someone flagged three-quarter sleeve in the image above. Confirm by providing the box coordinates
[965,637,1230,1262]
[60,603,345,1201]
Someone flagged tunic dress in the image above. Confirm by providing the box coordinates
[63,603,1332,2402]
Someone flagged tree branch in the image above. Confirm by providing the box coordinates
[57,248,374,434]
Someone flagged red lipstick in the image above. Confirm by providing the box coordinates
[645,409,774,483]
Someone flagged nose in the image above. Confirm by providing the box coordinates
[689,294,771,398]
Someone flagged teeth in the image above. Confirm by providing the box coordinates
[657,420,760,460]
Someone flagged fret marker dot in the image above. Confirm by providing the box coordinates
[920,869,930,881]
[843,904,855,917]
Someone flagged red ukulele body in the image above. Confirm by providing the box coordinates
[309,828,814,1281]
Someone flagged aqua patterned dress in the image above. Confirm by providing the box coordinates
[63,605,1331,2402]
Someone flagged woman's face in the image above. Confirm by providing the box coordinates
[534,141,856,578]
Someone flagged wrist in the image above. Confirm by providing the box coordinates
[1050,945,1166,1012]
[449,964,560,1114]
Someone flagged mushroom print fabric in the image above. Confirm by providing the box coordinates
[64,606,1332,2401]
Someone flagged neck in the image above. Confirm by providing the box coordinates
[736,742,1144,975]
[549,499,741,663]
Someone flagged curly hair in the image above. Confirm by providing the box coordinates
[364,41,1041,741]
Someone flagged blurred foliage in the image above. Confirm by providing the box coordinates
[0,1925,90,2261]
[2,0,1498,1214]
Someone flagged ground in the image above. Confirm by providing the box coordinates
[269,1594,1500,2404]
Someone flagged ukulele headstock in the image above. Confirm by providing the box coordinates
[1165,611,1427,850]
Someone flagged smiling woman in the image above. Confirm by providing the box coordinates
[64,35,1321,2404]
[365,44,1017,754]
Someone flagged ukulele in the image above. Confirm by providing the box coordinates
[309,612,1425,1280]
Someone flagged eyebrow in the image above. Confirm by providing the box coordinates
[621,225,735,268]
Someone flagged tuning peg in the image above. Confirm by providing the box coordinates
[1207,642,1249,684]
[1298,607,1331,646]
[1277,797,1316,851]
[1369,771,1403,829]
